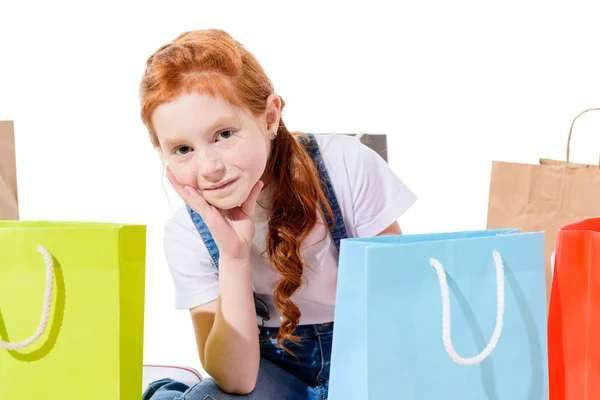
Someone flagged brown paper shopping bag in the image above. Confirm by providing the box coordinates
[487,108,600,303]
[0,121,18,220]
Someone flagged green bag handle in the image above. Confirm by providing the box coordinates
[0,246,54,350]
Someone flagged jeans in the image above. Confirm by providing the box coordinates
[143,323,333,400]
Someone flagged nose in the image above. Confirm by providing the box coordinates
[198,148,225,183]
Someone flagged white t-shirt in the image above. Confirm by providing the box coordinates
[163,134,417,327]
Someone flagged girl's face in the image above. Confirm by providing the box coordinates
[152,92,280,210]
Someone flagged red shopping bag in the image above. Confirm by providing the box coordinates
[548,217,600,399]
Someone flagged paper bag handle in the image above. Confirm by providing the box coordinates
[566,108,600,165]
[0,246,54,350]
[429,250,505,365]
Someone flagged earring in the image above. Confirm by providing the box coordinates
[272,132,277,139]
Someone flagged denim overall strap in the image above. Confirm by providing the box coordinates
[186,133,348,322]
[187,202,271,322]
[300,133,349,253]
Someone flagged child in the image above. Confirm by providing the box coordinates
[140,29,416,400]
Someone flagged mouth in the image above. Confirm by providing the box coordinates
[204,178,238,191]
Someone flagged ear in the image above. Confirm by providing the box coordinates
[264,94,282,138]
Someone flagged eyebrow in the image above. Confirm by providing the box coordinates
[161,115,239,149]
[202,115,239,135]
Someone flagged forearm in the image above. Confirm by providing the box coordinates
[204,256,260,394]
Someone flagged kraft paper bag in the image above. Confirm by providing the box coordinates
[0,121,18,220]
[487,108,600,302]
[0,221,147,399]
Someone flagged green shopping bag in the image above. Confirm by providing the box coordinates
[0,221,146,399]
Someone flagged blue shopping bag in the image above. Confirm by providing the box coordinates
[329,229,548,399]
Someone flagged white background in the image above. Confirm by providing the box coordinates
[1,1,599,376]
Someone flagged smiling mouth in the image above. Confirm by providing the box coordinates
[204,179,238,191]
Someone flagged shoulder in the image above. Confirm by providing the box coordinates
[311,133,417,237]
[313,134,362,164]
[311,134,364,182]
[312,133,389,185]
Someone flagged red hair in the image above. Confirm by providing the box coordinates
[139,29,334,350]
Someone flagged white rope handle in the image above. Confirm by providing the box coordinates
[0,246,54,350]
[429,250,505,365]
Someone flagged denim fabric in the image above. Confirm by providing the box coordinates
[186,133,348,323]
[295,133,348,253]
[187,205,219,267]
[259,323,333,393]
[142,323,334,400]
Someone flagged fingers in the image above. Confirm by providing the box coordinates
[224,209,251,246]
[241,180,264,215]
[165,166,184,194]
[166,166,211,217]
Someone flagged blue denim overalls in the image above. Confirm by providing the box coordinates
[144,133,348,400]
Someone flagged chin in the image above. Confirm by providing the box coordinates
[204,192,248,210]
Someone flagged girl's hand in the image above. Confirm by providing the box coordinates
[166,167,263,261]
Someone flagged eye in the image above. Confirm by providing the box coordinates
[215,130,235,142]
[174,145,193,155]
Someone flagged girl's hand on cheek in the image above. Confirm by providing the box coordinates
[166,166,263,261]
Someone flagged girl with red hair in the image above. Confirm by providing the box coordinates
[140,29,416,400]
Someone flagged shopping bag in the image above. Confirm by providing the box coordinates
[329,229,548,399]
[0,121,18,220]
[487,108,600,303]
[548,217,600,399]
[0,221,146,399]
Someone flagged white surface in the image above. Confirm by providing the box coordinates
[1,0,599,377]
